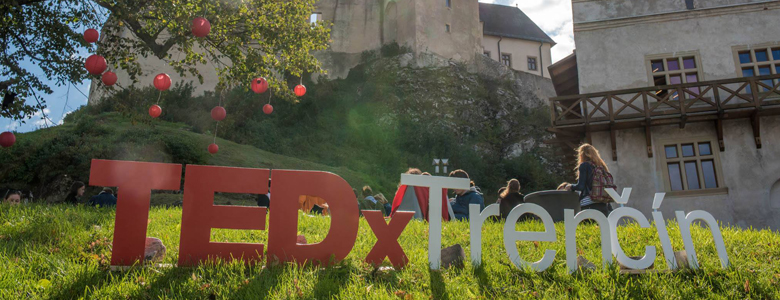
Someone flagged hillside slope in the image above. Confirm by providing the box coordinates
[83,49,567,198]
[0,112,377,201]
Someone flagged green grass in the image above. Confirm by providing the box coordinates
[2,204,779,299]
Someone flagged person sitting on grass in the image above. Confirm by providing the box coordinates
[359,186,384,212]
[89,187,118,207]
[374,193,392,216]
[565,144,615,216]
[448,169,484,220]
[3,190,22,205]
[497,179,524,219]
[64,181,86,204]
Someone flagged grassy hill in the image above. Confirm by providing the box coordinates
[0,112,377,203]
[1,204,779,299]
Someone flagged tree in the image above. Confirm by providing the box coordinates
[1,0,330,122]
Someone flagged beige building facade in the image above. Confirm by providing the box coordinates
[548,0,780,229]
[479,3,555,78]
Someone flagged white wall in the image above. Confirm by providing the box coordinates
[482,35,552,78]
[574,2,780,93]
[590,116,780,230]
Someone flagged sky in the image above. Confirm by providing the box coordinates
[2,0,574,133]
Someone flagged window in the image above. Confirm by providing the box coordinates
[734,45,780,93]
[501,53,511,68]
[446,0,451,8]
[527,57,537,71]
[659,139,725,195]
[445,24,450,33]
[685,0,695,9]
[647,54,702,100]
[310,13,323,25]
[483,51,491,58]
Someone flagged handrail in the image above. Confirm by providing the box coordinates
[550,74,780,127]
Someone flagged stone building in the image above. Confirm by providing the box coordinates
[89,0,554,103]
[479,3,555,78]
[547,0,780,229]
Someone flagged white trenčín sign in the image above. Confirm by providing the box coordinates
[400,174,730,272]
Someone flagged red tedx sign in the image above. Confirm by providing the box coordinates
[89,159,411,268]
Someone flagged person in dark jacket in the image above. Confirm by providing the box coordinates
[257,179,270,209]
[89,187,117,207]
[64,181,86,204]
[566,144,612,216]
[448,169,485,220]
[497,179,524,219]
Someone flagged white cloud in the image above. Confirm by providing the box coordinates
[479,0,575,63]
[4,121,18,131]
[57,110,75,125]
[32,108,52,127]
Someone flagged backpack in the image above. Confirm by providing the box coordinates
[590,164,617,203]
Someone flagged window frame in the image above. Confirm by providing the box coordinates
[446,0,451,8]
[527,56,538,71]
[445,24,451,33]
[645,51,704,100]
[731,42,780,91]
[483,51,491,58]
[501,53,512,68]
[656,136,728,197]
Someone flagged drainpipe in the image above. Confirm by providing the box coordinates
[497,36,503,66]
[539,41,544,77]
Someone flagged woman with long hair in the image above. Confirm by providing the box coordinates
[64,181,86,204]
[566,144,612,215]
[497,179,524,219]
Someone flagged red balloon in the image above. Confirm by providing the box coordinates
[192,17,211,38]
[294,84,307,97]
[149,105,162,118]
[85,55,107,75]
[0,131,15,148]
[102,71,117,86]
[251,77,268,94]
[208,143,219,154]
[263,104,273,115]
[153,73,172,91]
[84,29,99,43]
[211,106,226,121]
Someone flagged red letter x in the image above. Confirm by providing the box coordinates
[363,210,414,268]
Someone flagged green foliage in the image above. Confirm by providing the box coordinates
[2,0,329,120]
[2,204,780,299]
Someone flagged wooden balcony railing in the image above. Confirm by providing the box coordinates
[549,74,780,129]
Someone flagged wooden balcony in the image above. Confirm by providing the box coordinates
[547,74,780,160]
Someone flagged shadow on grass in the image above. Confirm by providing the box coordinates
[311,264,354,298]
[48,267,109,299]
[473,264,494,296]
[429,269,449,300]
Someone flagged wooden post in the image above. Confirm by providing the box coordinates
[678,87,687,129]
[751,113,762,149]
[716,119,725,152]
[645,124,653,158]
[610,125,617,161]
